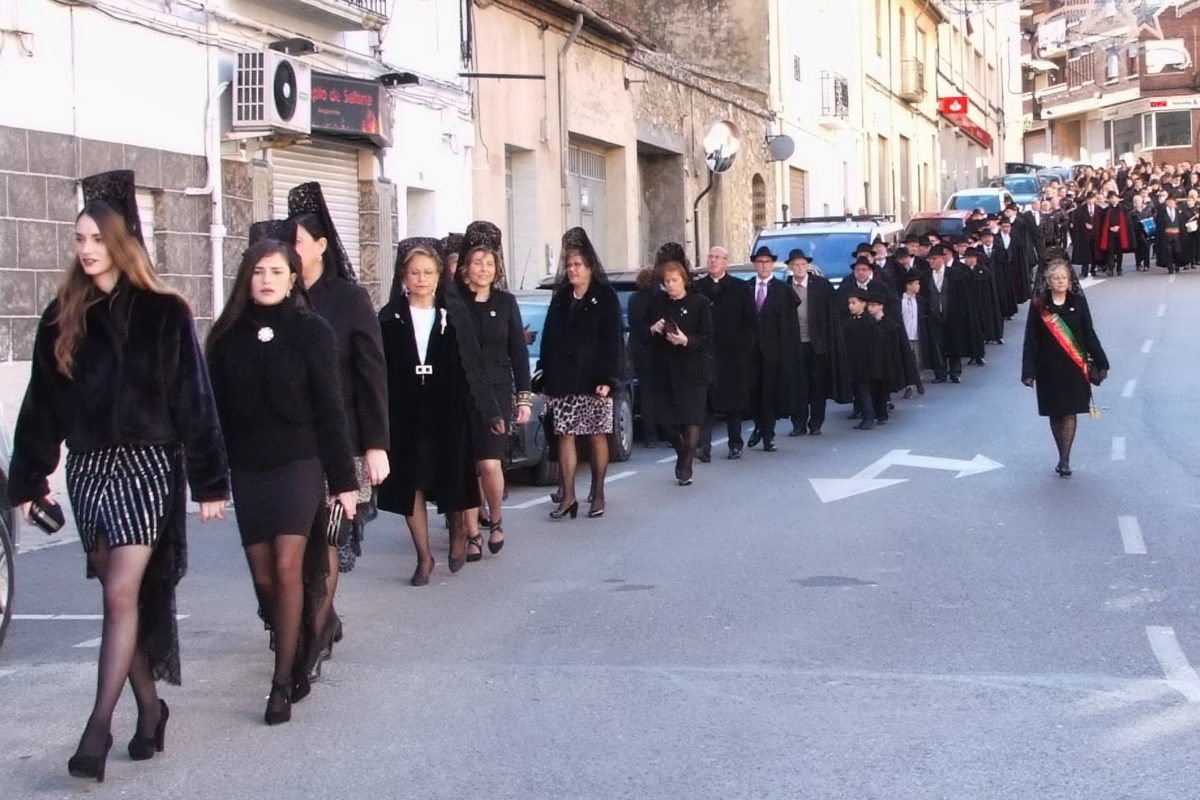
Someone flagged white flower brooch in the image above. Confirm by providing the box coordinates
[257,327,275,343]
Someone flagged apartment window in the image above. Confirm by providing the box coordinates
[899,8,908,61]
[1105,47,1120,81]
[1067,48,1094,87]
[793,54,802,82]
[1127,45,1139,77]
[876,0,884,57]
[1146,110,1193,148]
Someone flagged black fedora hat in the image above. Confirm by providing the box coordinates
[752,245,777,261]
[787,248,810,263]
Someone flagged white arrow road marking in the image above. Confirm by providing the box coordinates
[1147,626,1200,702]
[809,450,1003,503]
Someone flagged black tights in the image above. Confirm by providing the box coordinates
[1049,414,1077,466]
[244,535,307,712]
[76,542,158,757]
[667,424,701,480]
[557,434,609,511]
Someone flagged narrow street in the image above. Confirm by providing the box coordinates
[3,269,1200,799]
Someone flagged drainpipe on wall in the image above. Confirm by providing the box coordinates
[559,13,584,231]
[184,5,228,317]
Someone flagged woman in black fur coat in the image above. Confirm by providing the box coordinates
[8,171,229,782]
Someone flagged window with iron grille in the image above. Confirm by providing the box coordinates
[793,55,802,82]
[568,145,606,181]
[821,71,849,118]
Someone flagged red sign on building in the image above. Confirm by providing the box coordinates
[937,96,993,150]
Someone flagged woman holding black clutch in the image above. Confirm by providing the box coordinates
[377,239,503,585]
[639,244,713,486]
[1021,260,1109,477]
[538,228,624,519]
[455,221,532,557]
[206,239,359,725]
[8,171,229,781]
[287,182,389,678]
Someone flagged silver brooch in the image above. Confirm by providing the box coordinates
[490,310,497,317]
[590,297,597,305]
[682,309,688,315]
[257,327,274,343]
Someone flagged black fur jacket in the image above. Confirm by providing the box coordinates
[8,280,230,505]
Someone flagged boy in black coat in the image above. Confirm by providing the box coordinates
[842,289,882,431]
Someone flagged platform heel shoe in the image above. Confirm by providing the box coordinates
[128,699,170,760]
[549,501,579,520]
[68,734,113,782]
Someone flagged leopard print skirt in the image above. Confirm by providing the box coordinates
[548,393,614,436]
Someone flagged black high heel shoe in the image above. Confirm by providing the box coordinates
[411,559,435,586]
[587,496,606,518]
[550,501,579,520]
[68,734,112,782]
[1055,462,1072,477]
[128,699,169,760]
[487,520,504,554]
[264,682,292,725]
[466,533,484,563]
[291,661,311,704]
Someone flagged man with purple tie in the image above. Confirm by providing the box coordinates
[745,246,801,452]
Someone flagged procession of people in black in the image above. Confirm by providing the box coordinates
[5,159,1134,784]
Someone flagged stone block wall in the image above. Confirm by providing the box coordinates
[0,124,212,362]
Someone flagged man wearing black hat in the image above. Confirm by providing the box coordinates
[836,256,901,322]
[745,246,800,452]
[695,246,758,459]
[962,246,1002,352]
[784,249,838,436]
[1070,191,1102,278]
[920,244,979,383]
[1097,191,1131,276]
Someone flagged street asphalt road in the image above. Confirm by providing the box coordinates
[3,267,1200,799]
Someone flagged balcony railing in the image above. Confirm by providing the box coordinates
[820,71,849,120]
[258,0,388,31]
[899,58,926,103]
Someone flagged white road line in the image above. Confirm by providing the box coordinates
[1122,380,1137,398]
[17,537,75,554]
[0,668,19,679]
[1157,303,1168,318]
[1146,626,1200,702]
[656,454,675,463]
[504,470,638,510]
[13,614,191,621]
[1118,516,1146,555]
[1141,339,1154,354]
[1112,436,1126,461]
[72,637,102,649]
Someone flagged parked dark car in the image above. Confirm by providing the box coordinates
[903,210,974,240]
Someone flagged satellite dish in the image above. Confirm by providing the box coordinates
[766,134,795,162]
[703,120,742,173]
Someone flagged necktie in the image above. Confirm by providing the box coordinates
[756,281,767,311]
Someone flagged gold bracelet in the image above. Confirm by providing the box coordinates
[515,391,534,407]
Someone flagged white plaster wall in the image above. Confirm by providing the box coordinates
[0,0,209,155]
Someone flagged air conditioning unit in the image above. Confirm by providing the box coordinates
[233,50,311,134]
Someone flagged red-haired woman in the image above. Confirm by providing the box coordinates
[8,171,229,781]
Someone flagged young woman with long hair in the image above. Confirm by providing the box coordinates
[376,239,503,586]
[206,239,359,725]
[454,221,532,558]
[287,183,389,681]
[8,171,229,782]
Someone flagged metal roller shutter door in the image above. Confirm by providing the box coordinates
[271,143,361,273]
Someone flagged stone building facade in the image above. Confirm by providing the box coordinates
[468,0,774,281]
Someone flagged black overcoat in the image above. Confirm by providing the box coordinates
[694,274,756,413]
[537,283,624,397]
[750,277,801,415]
[307,270,389,454]
[637,290,714,390]
[376,295,501,516]
[1071,204,1101,264]
[1022,293,1109,417]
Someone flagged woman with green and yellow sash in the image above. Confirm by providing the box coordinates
[1021,260,1110,477]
